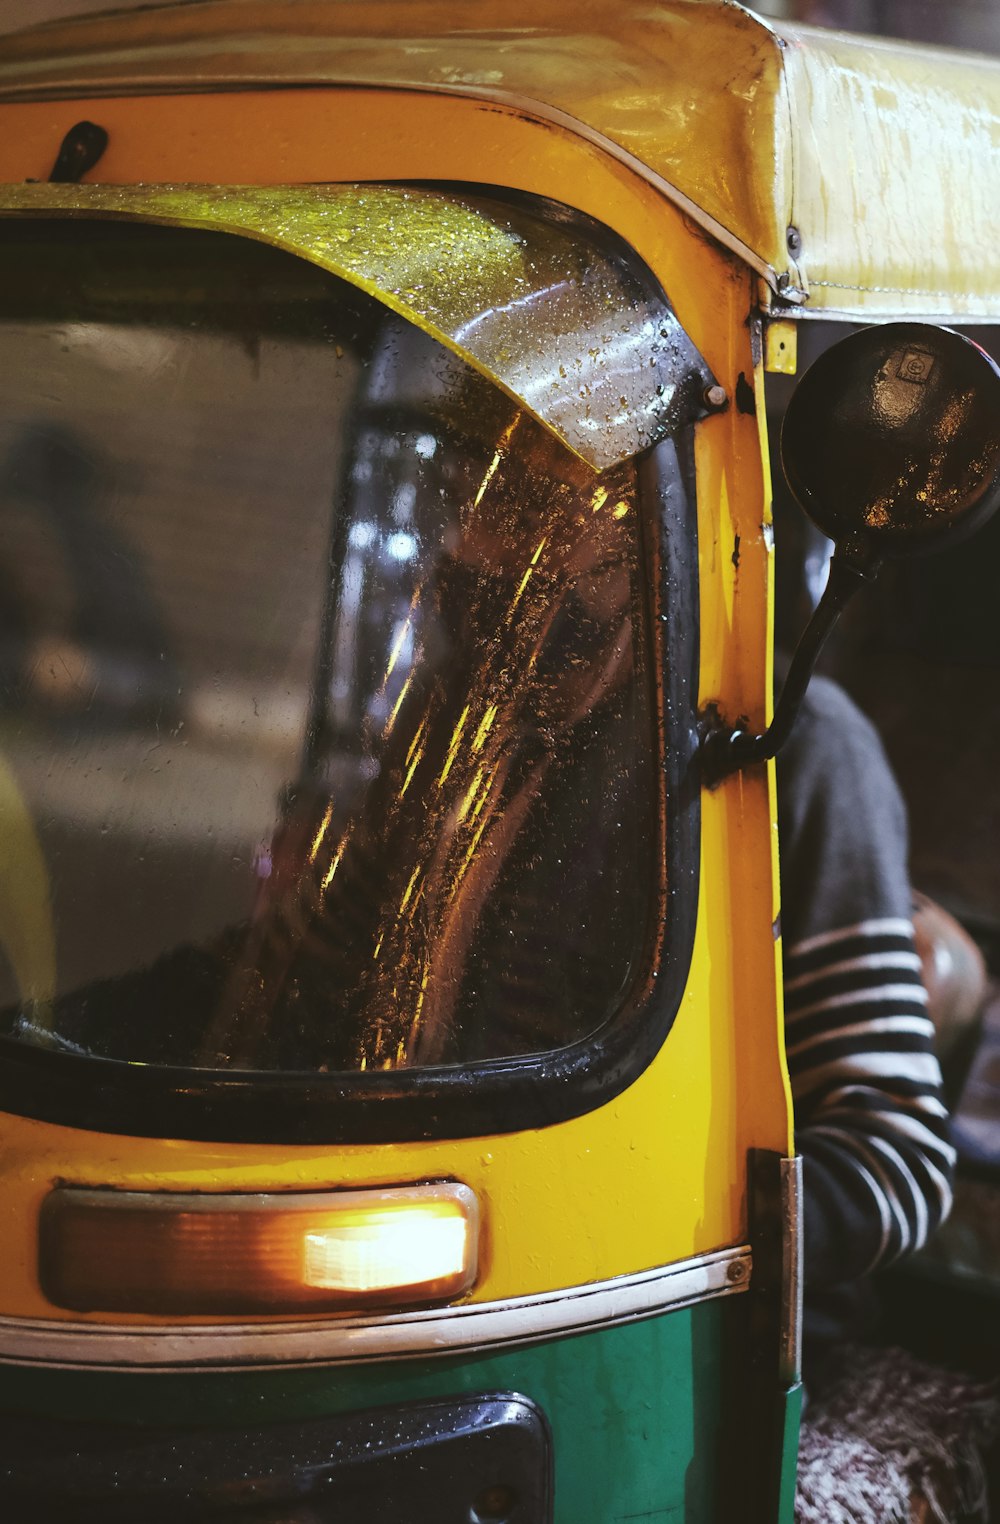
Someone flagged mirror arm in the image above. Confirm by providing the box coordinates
[702,549,878,783]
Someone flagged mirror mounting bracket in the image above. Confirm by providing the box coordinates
[702,552,878,785]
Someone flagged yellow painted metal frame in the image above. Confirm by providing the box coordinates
[0,82,790,1324]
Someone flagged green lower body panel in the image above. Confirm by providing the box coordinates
[1,1296,789,1522]
[776,1382,804,1521]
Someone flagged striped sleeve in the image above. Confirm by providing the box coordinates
[786,916,955,1286]
[775,673,954,1291]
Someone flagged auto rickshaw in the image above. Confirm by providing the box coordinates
[0,2,999,1520]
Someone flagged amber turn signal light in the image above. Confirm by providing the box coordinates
[39,1182,479,1316]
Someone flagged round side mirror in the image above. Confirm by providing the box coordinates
[781,323,1000,561]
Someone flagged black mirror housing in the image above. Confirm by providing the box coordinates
[782,323,1000,566]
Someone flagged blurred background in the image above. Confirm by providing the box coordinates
[759,0,1000,50]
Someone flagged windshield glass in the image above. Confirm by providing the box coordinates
[0,218,657,1075]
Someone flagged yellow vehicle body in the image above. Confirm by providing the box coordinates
[0,180,780,1316]
[1,2,999,1518]
[0,2,796,1329]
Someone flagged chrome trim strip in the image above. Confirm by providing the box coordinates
[0,1244,750,1372]
[779,1155,804,1389]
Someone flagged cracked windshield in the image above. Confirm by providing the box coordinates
[0,220,655,1074]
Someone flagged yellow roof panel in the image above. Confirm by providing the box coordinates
[3,0,1000,318]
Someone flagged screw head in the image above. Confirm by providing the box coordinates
[704,384,728,410]
[786,224,803,258]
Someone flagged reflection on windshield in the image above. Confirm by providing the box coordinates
[0,222,655,1074]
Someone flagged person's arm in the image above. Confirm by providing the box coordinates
[776,676,954,1288]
